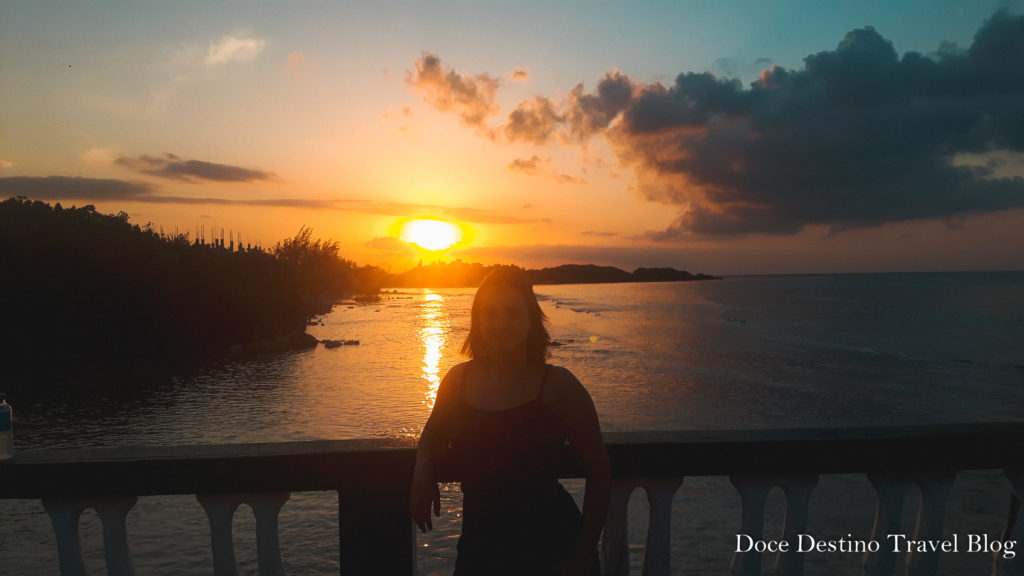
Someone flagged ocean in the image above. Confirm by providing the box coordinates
[2,272,1022,574]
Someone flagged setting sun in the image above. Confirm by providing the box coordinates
[400,219,463,251]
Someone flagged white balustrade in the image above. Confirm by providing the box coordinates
[907,473,955,576]
[42,496,138,576]
[730,474,819,576]
[602,476,684,576]
[864,474,912,576]
[197,492,290,576]
[994,468,1023,576]
[4,427,1022,576]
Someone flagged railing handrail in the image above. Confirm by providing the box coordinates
[3,422,1024,500]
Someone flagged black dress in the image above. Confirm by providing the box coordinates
[437,365,599,575]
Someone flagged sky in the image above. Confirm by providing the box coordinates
[2,0,1023,275]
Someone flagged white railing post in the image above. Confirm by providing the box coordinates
[251,493,290,576]
[42,499,89,576]
[640,477,684,576]
[907,473,955,576]
[730,475,772,576]
[198,492,290,576]
[602,478,635,576]
[864,474,911,576]
[994,468,1023,576]
[198,494,242,576]
[94,497,139,576]
[729,475,818,576]
[43,497,139,576]
[777,475,818,576]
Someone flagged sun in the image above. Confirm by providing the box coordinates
[400,218,463,251]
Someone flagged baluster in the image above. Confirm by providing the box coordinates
[907,473,955,576]
[94,497,138,576]
[198,494,242,576]
[994,468,1023,576]
[864,474,911,576]
[198,492,290,576]
[43,498,139,576]
[639,477,683,576]
[730,475,772,576]
[42,499,89,576]
[250,493,290,576]
[777,475,818,576]
[602,478,635,576]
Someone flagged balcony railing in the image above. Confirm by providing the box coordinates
[1,423,1023,575]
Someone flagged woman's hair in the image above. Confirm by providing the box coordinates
[461,266,550,364]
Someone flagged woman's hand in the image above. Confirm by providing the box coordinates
[409,474,442,532]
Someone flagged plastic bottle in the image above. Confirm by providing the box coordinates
[0,393,12,460]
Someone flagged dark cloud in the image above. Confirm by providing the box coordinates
[567,71,635,140]
[0,176,155,199]
[609,10,1024,236]
[115,153,276,183]
[425,10,1024,237]
[505,96,562,144]
[407,53,500,130]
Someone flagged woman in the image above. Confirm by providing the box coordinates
[410,267,610,576]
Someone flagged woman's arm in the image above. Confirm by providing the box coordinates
[410,362,465,532]
[551,367,611,575]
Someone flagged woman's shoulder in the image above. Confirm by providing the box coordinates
[543,364,587,399]
[441,361,472,385]
[436,361,471,400]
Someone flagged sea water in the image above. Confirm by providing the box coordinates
[2,272,1023,574]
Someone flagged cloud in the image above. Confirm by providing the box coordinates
[508,155,549,175]
[80,147,117,165]
[206,35,266,65]
[0,160,14,169]
[406,53,500,130]
[451,242,702,271]
[566,71,635,140]
[0,176,155,200]
[287,52,309,73]
[609,11,1024,236]
[507,155,583,184]
[365,236,417,257]
[508,67,530,82]
[369,201,543,224]
[504,96,563,144]
[0,176,542,224]
[115,153,276,183]
[432,10,1024,237]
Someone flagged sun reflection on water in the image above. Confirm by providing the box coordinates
[419,292,448,411]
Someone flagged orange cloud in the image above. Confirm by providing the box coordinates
[507,67,530,82]
[508,155,548,175]
[406,52,500,131]
[287,52,309,73]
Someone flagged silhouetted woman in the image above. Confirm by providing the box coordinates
[410,267,610,576]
